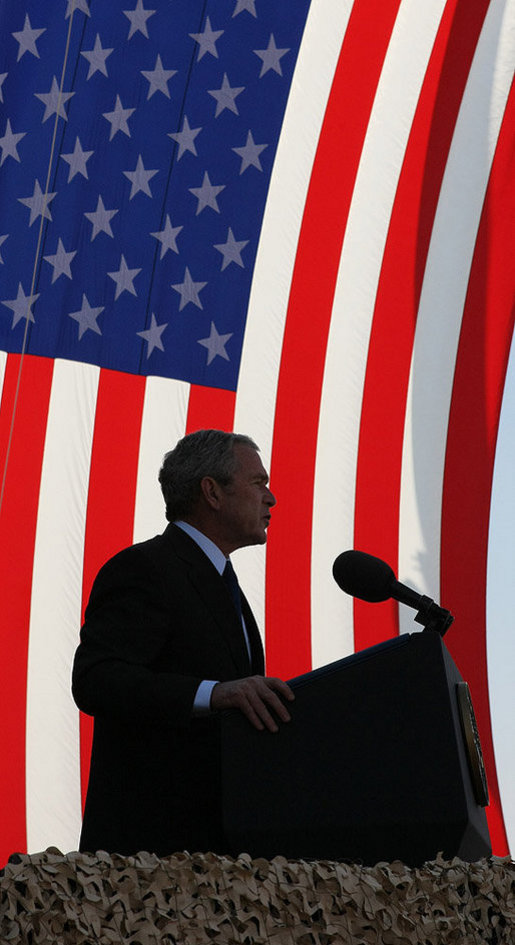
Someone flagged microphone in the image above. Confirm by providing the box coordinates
[332,550,453,635]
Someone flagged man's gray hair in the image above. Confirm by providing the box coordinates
[159,429,259,522]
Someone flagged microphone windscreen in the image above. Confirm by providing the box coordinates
[332,550,395,603]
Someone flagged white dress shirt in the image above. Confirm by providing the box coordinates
[174,520,251,714]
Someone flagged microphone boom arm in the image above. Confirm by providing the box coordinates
[390,578,454,635]
[412,594,454,636]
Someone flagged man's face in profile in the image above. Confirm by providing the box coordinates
[216,445,276,552]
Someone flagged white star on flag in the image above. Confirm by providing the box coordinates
[60,137,94,182]
[198,322,232,364]
[137,314,168,357]
[168,116,202,161]
[123,155,159,199]
[214,228,249,269]
[254,34,290,77]
[124,0,156,40]
[0,119,26,165]
[141,54,177,99]
[150,215,183,258]
[189,17,224,61]
[208,73,244,117]
[34,76,75,122]
[108,255,142,299]
[80,34,113,79]
[43,239,77,283]
[171,267,207,310]
[12,14,46,61]
[102,95,135,140]
[18,181,57,226]
[65,0,91,20]
[232,0,257,17]
[232,130,268,173]
[68,294,104,340]
[84,196,118,241]
[189,172,225,215]
[1,283,40,328]
[65,0,90,17]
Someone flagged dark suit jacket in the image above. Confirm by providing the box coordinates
[72,523,264,857]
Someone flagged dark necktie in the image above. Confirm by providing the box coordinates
[223,559,242,620]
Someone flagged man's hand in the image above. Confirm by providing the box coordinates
[210,676,295,732]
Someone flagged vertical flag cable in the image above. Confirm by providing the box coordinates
[0,5,76,520]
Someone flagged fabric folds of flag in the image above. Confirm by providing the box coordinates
[0,0,514,865]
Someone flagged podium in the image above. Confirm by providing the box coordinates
[220,631,491,865]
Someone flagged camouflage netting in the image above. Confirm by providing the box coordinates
[1,848,514,944]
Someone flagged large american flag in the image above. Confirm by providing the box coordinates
[0,0,514,864]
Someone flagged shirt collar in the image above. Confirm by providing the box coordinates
[174,520,228,575]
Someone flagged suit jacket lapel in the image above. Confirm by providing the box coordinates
[164,524,254,676]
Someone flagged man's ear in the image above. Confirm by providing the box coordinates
[199,476,222,509]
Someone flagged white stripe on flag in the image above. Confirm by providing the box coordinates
[398,0,515,631]
[232,0,353,631]
[488,327,515,858]
[133,375,190,544]
[26,359,99,853]
[0,350,6,407]
[312,0,447,667]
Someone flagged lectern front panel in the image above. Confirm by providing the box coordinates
[221,632,491,865]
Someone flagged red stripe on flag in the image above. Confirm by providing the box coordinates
[266,0,403,679]
[0,354,54,864]
[353,0,491,651]
[185,384,236,434]
[441,78,515,856]
[79,369,146,809]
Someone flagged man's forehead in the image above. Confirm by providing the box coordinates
[233,444,268,477]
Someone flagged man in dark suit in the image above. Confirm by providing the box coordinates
[72,429,294,857]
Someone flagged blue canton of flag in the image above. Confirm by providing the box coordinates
[0,0,310,389]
